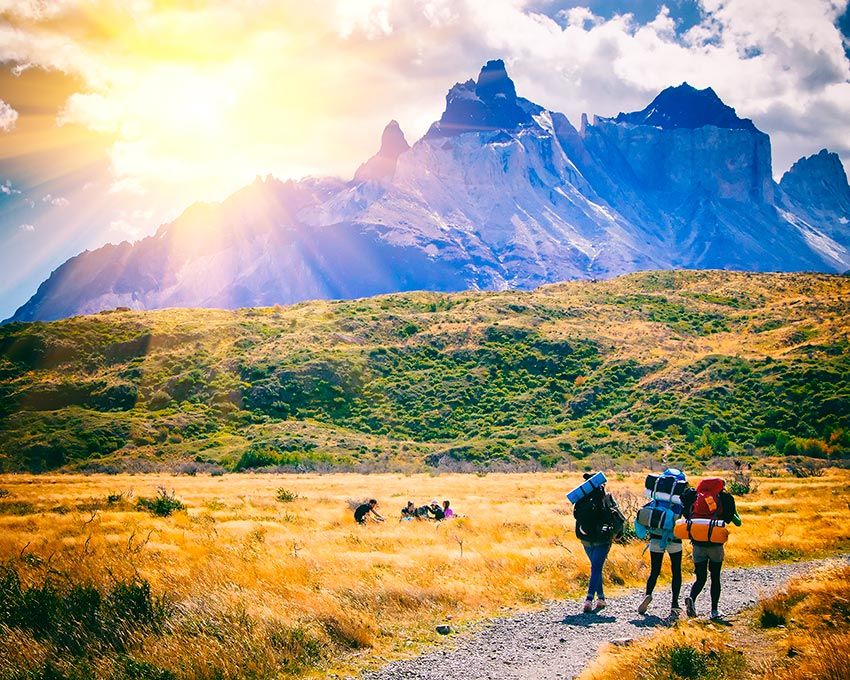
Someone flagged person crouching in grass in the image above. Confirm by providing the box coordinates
[354,498,385,525]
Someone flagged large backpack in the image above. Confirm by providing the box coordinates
[575,491,624,542]
[635,468,687,548]
[691,478,725,520]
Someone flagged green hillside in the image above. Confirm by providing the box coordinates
[1,270,849,473]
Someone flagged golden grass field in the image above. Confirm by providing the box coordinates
[0,469,849,679]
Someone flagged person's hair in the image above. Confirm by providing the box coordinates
[443,500,450,508]
[369,499,378,505]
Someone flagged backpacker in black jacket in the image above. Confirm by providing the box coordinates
[574,488,625,544]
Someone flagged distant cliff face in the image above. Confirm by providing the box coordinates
[781,149,850,215]
[7,63,850,323]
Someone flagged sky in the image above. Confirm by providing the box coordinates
[1,0,849,320]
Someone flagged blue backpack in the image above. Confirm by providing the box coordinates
[635,468,687,548]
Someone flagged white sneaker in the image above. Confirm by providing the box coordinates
[710,609,723,620]
[638,594,652,615]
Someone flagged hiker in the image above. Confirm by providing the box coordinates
[415,503,432,519]
[681,478,738,620]
[573,472,625,612]
[400,501,416,520]
[442,500,455,519]
[354,498,385,525]
[637,468,690,618]
[429,500,446,521]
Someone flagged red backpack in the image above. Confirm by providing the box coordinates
[691,478,725,520]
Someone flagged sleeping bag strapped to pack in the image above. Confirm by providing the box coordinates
[634,468,687,548]
[673,517,729,543]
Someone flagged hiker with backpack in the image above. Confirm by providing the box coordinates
[679,478,740,620]
[635,468,690,619]
[571,472,626,613]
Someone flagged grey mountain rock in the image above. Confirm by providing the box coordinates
[7,62,850,323]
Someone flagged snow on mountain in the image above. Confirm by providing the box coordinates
[7,62,850,323]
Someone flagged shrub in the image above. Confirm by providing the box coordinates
[667,645,708,678]
[787,460,825,478]
[275,488,298,503]
[137,488,185,517]
[727,465,757,495]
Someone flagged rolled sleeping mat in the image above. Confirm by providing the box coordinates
[566,471,607,504]
[673,518,729,544]
[643,488,683,507]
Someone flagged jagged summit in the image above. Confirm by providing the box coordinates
[781,148,850,215]
[426,59,542,137]
[354,120,410,182]
[612,82,758,132]
[7,60,850,324]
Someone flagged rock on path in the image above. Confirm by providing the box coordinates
[363,557,847,680]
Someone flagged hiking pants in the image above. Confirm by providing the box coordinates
[583,543,611,600]
[645,549,682,608]
[690,558,722,610]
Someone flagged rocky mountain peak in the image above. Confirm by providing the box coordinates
[780,148,850,214]
[613,82,758,132]
[354,120,411,182]
[425,60,539,137]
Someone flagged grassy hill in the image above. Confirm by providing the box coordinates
[1,270,848,473]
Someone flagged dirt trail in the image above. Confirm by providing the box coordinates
[363,557,847,680]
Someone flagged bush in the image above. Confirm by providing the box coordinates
[275,488,298,503]
[727,465,757,495]
[667,645,708,678]
[137,488,185,517]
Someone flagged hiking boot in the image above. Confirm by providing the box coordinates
[638,594,652,615]
[710,610,723,620]
[685,597,697,618]
[594,599,607,612]
[669,607,682,621]
[583,599,593,613]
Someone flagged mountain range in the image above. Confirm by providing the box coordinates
[8,59,850,323]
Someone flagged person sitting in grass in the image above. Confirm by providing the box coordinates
[354,499,384,525]
[415,503,432,519]
[429,500,446,521]
[400,501,416,520]
[442,500,455,518]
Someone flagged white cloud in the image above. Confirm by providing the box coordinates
[42,193,70,206]
[0,99,18,132]
[18,223,35,232]
[1,180,21,195]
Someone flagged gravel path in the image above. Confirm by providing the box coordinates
[364,556,847,680]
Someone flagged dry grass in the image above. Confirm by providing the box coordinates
[0,469,848,679]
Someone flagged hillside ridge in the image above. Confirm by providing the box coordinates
[1,270,848,473]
